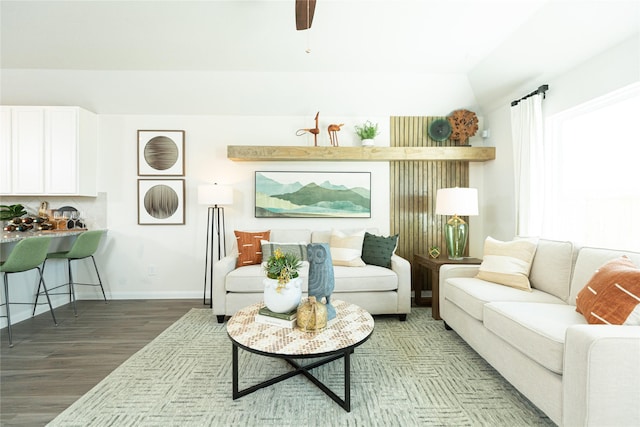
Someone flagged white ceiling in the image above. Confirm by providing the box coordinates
[1,0,639,108]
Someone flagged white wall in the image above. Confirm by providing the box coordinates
[98,114,394,300]
[2,70,487,327]
[4,32,637,329]
[480,34,640,241]
[96,112,488,299]
[0,70,480,116]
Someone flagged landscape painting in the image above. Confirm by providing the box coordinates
[255,171,371,218]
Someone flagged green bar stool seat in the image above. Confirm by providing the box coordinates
[1,236,58,347]
[35,230,108,317]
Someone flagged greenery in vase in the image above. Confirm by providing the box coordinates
[354,120,380,140]
[0,204,27,221]
[264,248,302,286]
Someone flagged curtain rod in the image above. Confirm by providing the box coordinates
[511,84,549,107]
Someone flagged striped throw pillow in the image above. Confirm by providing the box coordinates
[329,229,366,267]
[261,240,308,261]
[475,237,537,291]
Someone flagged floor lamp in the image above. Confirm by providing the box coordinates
[198,183,233,308]
[435,187,478,260]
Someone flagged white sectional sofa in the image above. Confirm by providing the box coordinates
[439,239,640,426]
[213,228,411,323]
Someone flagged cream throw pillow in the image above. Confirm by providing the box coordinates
[329,229,366,267]
[476,237,537,291]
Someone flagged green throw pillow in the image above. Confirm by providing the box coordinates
[361,232,398,268]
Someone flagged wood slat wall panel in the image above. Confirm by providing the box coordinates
[390,116,470,272]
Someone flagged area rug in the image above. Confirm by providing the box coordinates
[48,307,554,426]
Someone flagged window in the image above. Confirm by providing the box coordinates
[543,83,640,251]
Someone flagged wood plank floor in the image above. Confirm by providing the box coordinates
[1,299,204,427]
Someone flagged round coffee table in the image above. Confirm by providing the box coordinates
[226,299,374,412]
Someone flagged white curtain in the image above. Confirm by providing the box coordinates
[543,83,640,250]
[510,94,545,237]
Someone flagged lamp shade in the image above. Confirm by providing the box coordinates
[198,183,233,206]
[435,187,478,216]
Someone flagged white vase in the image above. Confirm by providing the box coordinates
[263,277,302,313]
[361,138,375,147]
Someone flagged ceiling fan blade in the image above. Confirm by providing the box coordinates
[295,0,316,31]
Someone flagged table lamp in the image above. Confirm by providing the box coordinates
[435,187,478,260]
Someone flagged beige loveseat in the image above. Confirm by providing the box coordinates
[212,228,411,323]
[439,238,640,426]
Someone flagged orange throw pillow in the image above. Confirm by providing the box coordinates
[575,256,640,325]
[235,230,270,268]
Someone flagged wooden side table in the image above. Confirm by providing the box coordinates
[412,254,482,320]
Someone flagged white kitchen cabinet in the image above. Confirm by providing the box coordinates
[0,107,12,194]
[0,106,97,196]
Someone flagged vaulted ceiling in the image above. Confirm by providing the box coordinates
[1,0,638,111]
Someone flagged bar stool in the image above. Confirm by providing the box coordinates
[1,236,58,347]
[35,230,107,317]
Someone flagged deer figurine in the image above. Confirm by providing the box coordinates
[296,112,320,146]
[327,123,344,146]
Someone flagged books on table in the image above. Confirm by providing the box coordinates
[255,306,298,328]
[255,314,296,328]
[259,306,297,320]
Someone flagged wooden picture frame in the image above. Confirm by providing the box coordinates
[137,130,185,176]
[255,171,371,218]
[138,179,185,225]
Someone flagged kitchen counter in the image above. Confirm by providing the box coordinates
[1,229,90,244]
[1,229,108,262]
[0,227,109,328]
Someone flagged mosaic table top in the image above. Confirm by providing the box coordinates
[227,299,374,357]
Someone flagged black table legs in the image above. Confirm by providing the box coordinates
[232,344,354,412]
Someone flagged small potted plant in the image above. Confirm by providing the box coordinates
[354,120,380,147]
[264,248,302,286]
[263,248,303,313]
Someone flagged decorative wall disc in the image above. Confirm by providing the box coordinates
[428,118,452,142]
[448,109,479,143]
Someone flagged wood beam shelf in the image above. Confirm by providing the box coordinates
[227,145,496,162]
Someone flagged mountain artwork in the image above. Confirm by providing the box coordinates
[255,171,371,218]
